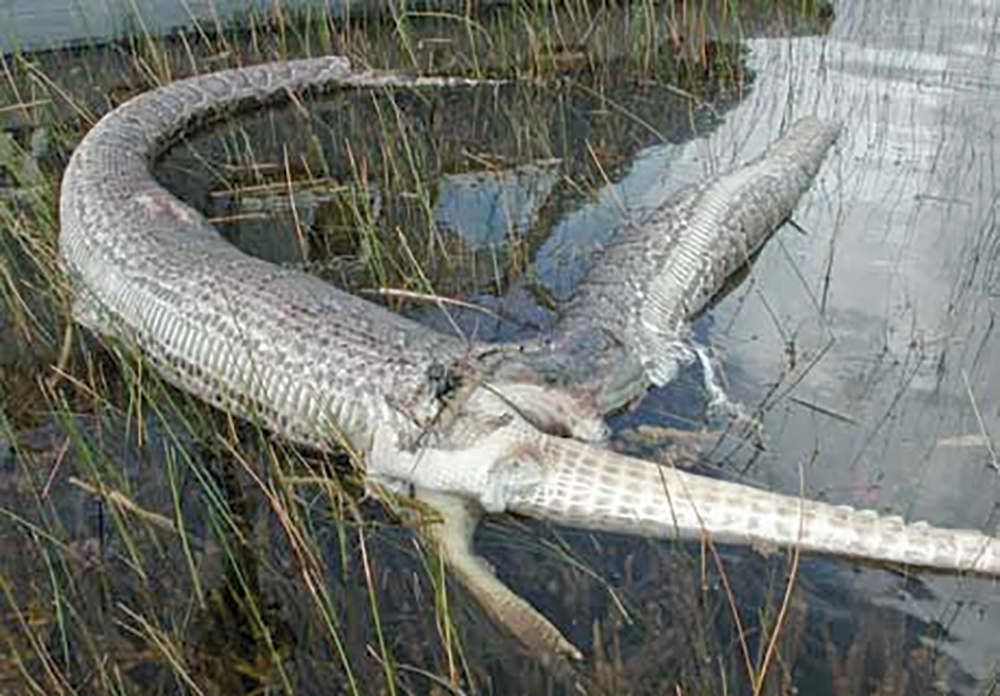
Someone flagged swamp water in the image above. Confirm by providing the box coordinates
[3,0,1000,694]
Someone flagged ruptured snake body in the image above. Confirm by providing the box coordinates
[60,56,1000,661]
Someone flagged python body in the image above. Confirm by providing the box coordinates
[60,56,1000,660]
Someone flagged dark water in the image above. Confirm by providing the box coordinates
[2,0,1000,693]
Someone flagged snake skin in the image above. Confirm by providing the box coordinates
[60,57,481,454]
[559,118,841,411]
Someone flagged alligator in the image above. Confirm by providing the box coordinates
[59,55,1000,662]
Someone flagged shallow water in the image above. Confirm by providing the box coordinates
[481,2,1000,685]
[3,0,1000,693]
[174,2,1000,684]
[715,2,1000,682]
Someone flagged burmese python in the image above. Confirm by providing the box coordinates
[60,56,1000,661]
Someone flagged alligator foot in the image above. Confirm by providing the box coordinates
[415,487,584,662]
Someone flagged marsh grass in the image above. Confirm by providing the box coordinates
[0,1,949,695]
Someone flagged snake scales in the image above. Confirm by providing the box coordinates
[60,55,1000,661]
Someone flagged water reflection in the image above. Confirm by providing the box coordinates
[434,159,562,249]
[682,2,1000,684]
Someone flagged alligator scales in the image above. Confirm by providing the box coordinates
[59,56,1000,660]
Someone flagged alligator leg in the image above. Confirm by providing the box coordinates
[373,402,1000,663]
[416,487,584,661]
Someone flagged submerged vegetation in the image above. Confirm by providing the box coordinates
[0,1,964,694]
